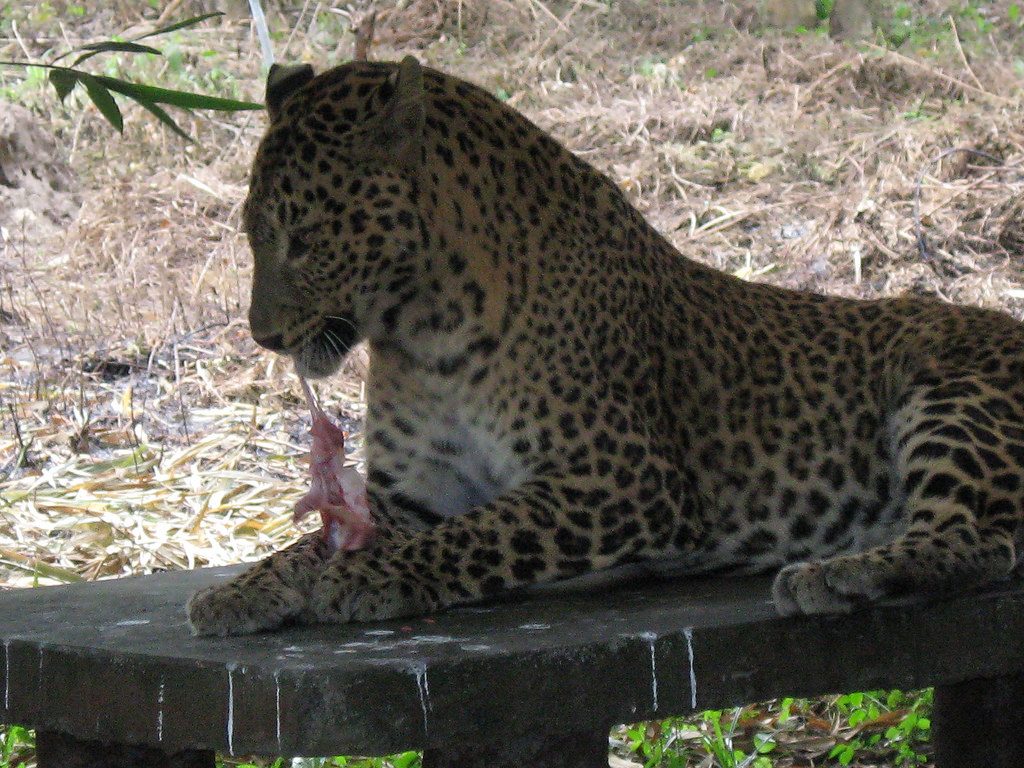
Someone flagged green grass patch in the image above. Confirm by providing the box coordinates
[615,688,932,767]
[0,726,33,768]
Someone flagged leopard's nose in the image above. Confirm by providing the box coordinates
[253,333,288,352]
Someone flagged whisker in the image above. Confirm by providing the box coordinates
[326,328,353,358]
[322,329,343,358]
[324,314,358,333]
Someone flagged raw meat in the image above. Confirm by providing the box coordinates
[294,377,376,552]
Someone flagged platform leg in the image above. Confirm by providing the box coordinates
[422,728,609,768]
[36,730,215,768]
[933,671,1024,768]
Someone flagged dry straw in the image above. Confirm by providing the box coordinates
[1,0,1022,590]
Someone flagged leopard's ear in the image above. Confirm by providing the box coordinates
[266,63,315,120]
[377,55,425,166]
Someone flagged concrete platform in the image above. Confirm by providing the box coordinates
[0,566,1022,764]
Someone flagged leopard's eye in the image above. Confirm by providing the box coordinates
[286,224,319,261]
[286,237,310,261]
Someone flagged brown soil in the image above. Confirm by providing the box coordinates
[0,0,1021,586]
[0,101,80,236]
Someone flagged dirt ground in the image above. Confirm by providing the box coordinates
[0,0,1022,594]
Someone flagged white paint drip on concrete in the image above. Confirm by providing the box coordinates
[115,619,150,626]
[410,663,431,734]
[157,677,165,742]
[637,632,658,711]
[684,627,697,710]
[274,671,282,753]
[226,663,238,755]
[3,640,9,711]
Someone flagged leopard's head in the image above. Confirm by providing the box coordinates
[242,56,428,378]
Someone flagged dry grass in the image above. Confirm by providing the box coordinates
[1,0,1023,600]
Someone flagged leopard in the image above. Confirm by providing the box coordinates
[187,55,1024,636]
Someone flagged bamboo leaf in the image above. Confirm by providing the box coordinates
[0,547,85,583]
[135,99,193,141]
[1,64,260,112]
[94,74,262,111]
[78,41,163,54]
[47,68,79,102]
[72,41,162,68]
[134,12,224,41]
[80,74,123,132]
[1,60,260,140]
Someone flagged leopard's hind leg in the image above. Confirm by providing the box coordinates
[774,376,1022,616]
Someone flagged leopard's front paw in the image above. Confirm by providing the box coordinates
[308,568,444,624]
[773,556,894,617]
[772,562,851,616]
[187,580,306,637]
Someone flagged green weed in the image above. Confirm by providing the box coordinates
[0,725,32,768]
[825,690,932,766]
[618,688,932,767]
[958,1,995,34]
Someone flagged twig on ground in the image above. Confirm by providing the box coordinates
[947,15,985,93]
[9,20,31,60]
[154,0,186,27]
[524,0,572,34]
[354,9,378,62]
[526,0,586,61]
[283,0,316,61]
[867,44,1014,104]
[913,147,1020,261]
[798,58,857,107]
